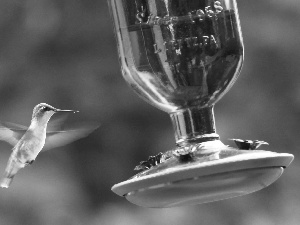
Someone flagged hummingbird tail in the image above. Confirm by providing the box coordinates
[0,177,14,188]
[1,156,24,188]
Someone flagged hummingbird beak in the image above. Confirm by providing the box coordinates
[54,109,79,113]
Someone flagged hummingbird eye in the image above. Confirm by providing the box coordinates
[41,106,49,111]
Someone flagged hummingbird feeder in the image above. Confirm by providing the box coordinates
[107,0,294,207]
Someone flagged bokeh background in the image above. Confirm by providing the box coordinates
[0,0,299,224]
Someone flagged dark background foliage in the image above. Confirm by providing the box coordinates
[0,0,299,224]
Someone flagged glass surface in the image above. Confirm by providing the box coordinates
[109,0,244,113]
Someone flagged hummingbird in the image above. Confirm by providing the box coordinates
[0,103,98,188]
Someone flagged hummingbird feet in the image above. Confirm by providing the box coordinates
[26,160,35,165]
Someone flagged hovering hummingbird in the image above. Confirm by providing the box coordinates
[0,103,98,188]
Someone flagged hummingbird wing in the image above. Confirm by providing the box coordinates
[47,114,70,132]
[0,115,70,147]
[0,122,27,146]
[0,118,99,150]
[43,124,99,151]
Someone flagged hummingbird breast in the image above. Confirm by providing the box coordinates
[14,129,46,164]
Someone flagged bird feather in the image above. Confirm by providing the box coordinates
[0,116,99,151]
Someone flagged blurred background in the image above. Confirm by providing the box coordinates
[0,0,298,224]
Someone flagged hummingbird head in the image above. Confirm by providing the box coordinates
[32,103,79,124]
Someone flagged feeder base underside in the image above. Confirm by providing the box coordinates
[125,167,283,208]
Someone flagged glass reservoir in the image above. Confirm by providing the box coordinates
[108,0,294,208]
[109,0,243,146]
[111,0,243,111]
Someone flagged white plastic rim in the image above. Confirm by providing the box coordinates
[112,150,294,208]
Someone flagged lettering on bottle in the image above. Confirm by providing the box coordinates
[134,0,225,75]
[136,1,223,26]
[154,35,218,54]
